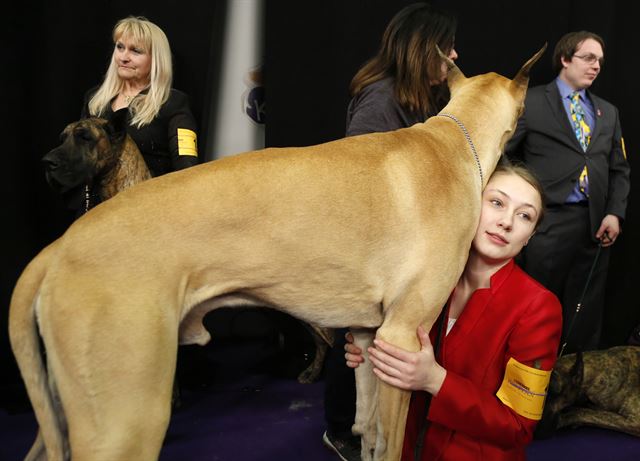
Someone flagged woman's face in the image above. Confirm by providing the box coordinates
[113,35,152,84]
[471,172,542,263]
[433,47,458,85]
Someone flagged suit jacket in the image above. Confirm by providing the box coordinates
[402,260,562,461]
[505,81,630,236]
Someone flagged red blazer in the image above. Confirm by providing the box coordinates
[402,260,562,461]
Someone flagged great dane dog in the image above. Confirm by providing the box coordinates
[41,111,329,384]
[540,346,640,438]
[42,108,151,210]
[9,47,544,461]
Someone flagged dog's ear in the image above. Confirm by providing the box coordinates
[106,108,130,145]
[512,43,547,89]
[548,369,563,395]
[436,45,465,90]
[569,350,585,388]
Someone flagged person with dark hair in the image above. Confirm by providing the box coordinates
[345,2,457,137]
[322,3,458,460]
[506,31,630,354]
[345,164,563,461]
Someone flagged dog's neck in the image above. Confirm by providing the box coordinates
[439,87,519,187]
[100,136,151,200]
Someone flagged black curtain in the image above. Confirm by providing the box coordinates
[1,0,224,405]
[265,0,639,349]
[3,0,638,402]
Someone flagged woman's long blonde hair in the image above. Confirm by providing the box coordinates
[88,16,172,127]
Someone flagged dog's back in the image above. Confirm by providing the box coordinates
[11,46,545,460]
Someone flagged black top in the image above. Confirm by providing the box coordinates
[82,88,199,176]
[345,77,426,136]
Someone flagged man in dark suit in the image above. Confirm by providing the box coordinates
[506,30,630,354]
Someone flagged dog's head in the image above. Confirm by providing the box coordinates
[535,351,585,438]
[436,44,547,167]
[43,108,129,193]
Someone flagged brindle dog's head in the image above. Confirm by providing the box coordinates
[43,108,129,193]
[535,351,584,438]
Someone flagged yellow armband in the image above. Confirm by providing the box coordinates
[496,357,551,420]
[177,128,198,156]
[621,137,627,160]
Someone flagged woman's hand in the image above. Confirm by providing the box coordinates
[368,326,446,395]
[344,331,365,368]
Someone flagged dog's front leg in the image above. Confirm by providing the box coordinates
[373,323,416,461]
[351,328,377,460]
[371,282,450,461]
[559,407,640,437]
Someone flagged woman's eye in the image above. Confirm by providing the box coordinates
[490,199,502,207]
[518,213,531,221]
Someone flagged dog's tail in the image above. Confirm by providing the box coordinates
[9,240,67,460]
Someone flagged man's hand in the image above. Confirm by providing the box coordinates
[596,214,620,247]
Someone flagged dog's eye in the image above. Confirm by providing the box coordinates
[74,128,94,143]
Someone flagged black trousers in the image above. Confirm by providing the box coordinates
[518,204,610,354]
[323,328,356,437]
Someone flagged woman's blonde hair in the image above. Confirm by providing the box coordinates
[88,16,173,127]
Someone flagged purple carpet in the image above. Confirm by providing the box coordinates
[3,337,640,460]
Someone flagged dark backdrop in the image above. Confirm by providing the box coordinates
[2,0,637,402]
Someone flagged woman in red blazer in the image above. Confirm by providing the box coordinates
[346,163,563,460]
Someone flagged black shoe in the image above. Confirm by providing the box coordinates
[322,430,361,461]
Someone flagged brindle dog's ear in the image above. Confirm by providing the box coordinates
[570,350,585,388]
[106,108,129,145]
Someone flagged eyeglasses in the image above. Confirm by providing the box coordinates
[573,53,605,66]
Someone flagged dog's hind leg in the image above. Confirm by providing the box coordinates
[297,324,333,384]
[24,431,45,461]
[59,336,177,461]
[41,291,179,460]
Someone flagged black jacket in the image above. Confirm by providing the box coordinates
[506,81,630,236]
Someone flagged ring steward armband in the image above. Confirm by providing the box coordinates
[496,357,551,420]
[177,128,198,156]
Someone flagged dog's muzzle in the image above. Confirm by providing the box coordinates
[42,150,91,193]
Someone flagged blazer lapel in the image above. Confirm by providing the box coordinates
[544,82,584,152]
[444,261,516,353]
[445,290,490,353]
[587,90,603,150]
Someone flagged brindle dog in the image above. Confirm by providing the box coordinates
[42,109,151,209]
[540,346,640,437]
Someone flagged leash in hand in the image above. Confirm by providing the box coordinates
[558,233,610,358]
